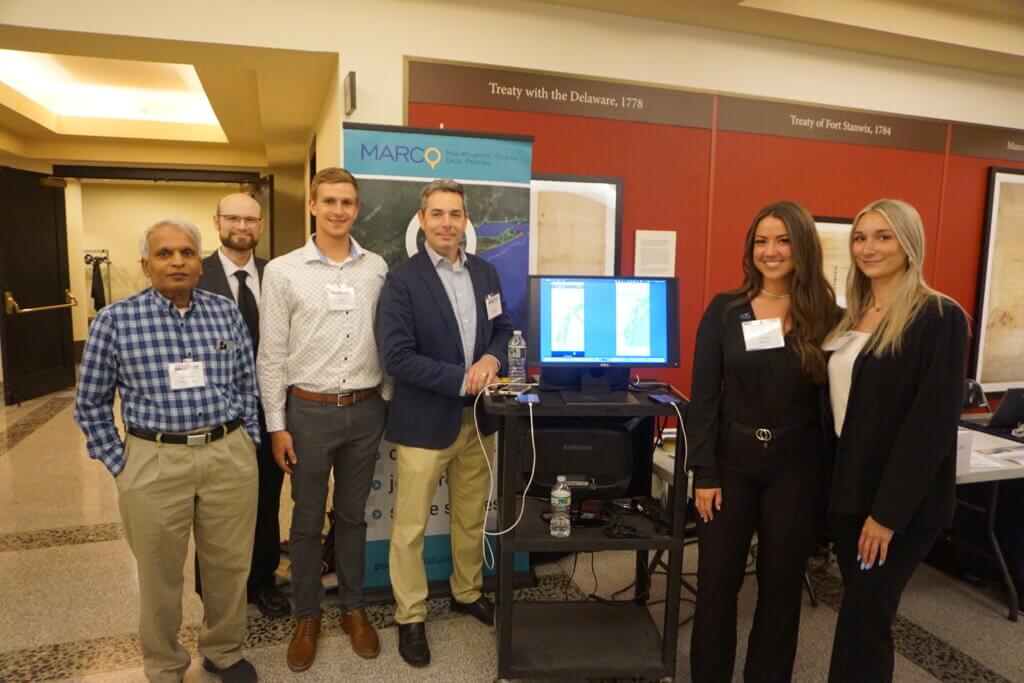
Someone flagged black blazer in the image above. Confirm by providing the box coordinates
[825,296,968,532]
[197,251,268,429]
[197,251,267,300]
[377,249,513,449]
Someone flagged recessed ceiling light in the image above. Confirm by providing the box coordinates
[0,49,226,141]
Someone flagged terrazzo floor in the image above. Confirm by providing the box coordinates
[0,390,1021,682]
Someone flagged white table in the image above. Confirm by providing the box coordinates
[953,427,1024,621]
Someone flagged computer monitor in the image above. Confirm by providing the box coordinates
[526,275,680,395]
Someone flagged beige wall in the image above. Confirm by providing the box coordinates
[316,65,342,172]
[3,0,1023,131]
[75,181,247,331]
[270,167,308,256]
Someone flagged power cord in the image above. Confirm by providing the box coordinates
[472,382,538,570]
[665,387,689,467]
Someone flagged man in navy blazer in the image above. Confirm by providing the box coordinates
[195,192,290,619]
[378,179,513,668]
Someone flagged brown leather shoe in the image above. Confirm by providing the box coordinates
[342,607,380,659]
[287,617,321,672]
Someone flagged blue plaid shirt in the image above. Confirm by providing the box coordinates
[74,287,260,476]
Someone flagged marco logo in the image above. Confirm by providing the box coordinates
[360,144,442,169]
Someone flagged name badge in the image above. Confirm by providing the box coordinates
[485,292,502,320]
[168,360,206,390]
[823,331,857,352]
[741,318,785,351]
[325,284,355,311]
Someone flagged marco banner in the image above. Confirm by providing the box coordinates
[343,123,533,588]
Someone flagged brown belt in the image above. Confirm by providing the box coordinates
[289,386,376,407]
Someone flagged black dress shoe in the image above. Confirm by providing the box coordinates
[398,622,430,667]
[450,596,495,626]
[248,586,291,618]
[202,657,258,683]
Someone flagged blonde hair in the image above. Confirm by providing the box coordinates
[829,199,948,357]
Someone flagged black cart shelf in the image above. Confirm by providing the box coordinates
[484,392,688,681]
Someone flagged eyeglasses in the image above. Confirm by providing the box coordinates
[217,214,261,227]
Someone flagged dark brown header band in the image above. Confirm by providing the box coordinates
[718,97,947,153]
[407,59,712,129]
[951,124,1024,162]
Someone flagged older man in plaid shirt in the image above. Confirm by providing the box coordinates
[75,218,260,683]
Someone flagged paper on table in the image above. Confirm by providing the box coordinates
[977,446,1024,460]
[970,453,1013,470]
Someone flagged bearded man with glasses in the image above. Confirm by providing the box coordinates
[192,192,292,621]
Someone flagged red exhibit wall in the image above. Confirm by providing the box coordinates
[409,102,712,392]
[935,156,1024,320]
[407,100,1016,393]
[709,132,946,300]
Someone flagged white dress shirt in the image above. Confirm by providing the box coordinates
[216,249,261,307]
[828,331,871,437]
[257,236,388,432]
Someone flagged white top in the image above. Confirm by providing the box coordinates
[257,236,388,432]
[827,331,871,437]
[216,248,260,306]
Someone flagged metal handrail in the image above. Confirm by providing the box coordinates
[3,289,78,315]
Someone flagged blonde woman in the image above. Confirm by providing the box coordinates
[825,199,968,683]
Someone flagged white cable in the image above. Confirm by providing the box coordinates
[665,384,689,469]
[472,382,538,570]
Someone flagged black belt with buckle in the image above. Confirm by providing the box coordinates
[127,419,243,446]
[730,419,817,446]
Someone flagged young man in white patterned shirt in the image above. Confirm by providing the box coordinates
[257,168,387,672]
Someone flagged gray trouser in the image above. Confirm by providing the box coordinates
[287,392,385,618]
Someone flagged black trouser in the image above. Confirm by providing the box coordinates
[828,515,940,683]
[195,413,283,596]
[691,428,828,683]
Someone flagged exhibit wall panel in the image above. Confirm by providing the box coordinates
[408,102,712,391]
[708,132,946,301]
[935,155,1024,319]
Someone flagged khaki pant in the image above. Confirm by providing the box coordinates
[389,407,494,624]
[117,427,257,682]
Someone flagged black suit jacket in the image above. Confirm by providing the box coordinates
[825,297,968,532]
[197,251,267,301]
[197,251,269,431]
[377,249,513,449]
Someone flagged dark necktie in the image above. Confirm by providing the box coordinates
[234,270,260,351]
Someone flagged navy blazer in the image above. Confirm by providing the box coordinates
[197,251,267,300]
[378,249,513,449]
[825,297,968,532]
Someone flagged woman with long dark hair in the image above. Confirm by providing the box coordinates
[687,200,842,682]
[825,199,967,682]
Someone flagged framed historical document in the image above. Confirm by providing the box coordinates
[814,216,853,308]
[529,175,621,276]
[974,168,1024,391]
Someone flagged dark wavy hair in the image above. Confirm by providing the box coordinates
[728,200,842,383]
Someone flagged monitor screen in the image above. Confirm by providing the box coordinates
[527,275,679,369]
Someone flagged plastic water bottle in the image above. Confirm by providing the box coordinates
[508,330,527,382]
[550,476,571,538]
